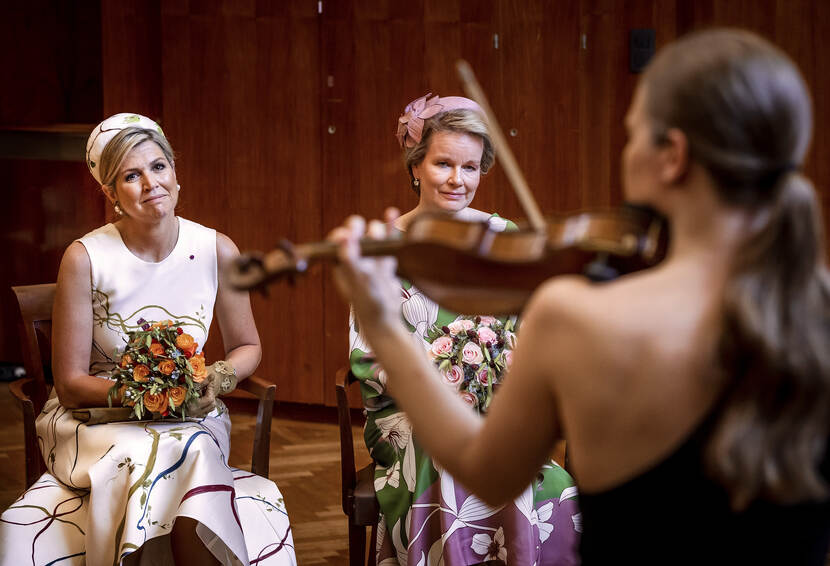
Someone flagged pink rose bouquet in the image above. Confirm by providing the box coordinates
[426,315,516,413]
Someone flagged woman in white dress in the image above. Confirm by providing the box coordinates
[0,113,296,566]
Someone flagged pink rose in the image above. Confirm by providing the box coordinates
[504,331,517,349]
[461,342,484,365]
[477,367,491,386]
[477,326,498,345]
[459,391,478,407]
[478,316,497,326]
[447,319,474,335]
[430,336,453,357]
[441,364,464,387]
[504,350,514,369]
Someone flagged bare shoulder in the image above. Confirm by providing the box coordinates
[215,232,241,266]
[58,241,92,283]
[55,241,93,311]
[520,274,646,381]
[518,276,602,355]
[525,275,599,327]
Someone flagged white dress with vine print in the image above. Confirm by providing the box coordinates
[0,218,295,566]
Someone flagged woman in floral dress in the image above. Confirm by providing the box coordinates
[349,94,580,565]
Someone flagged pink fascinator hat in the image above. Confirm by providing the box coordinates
[395,93,483,148]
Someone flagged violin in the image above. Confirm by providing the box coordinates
[229,207,666,315]
[228,61,669,315]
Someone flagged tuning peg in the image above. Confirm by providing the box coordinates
[277,239,308,274]
[236,252,265,273]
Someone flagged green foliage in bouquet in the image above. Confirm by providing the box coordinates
[106,319,207,420]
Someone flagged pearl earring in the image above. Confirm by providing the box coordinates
[177,184,181,191]
[413,179,420,187]
[114,201,123,216]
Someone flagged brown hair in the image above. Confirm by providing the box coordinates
[643,28,830,509]
[403,109,495,193]
[99,127,175,188]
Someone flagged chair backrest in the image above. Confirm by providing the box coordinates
[335,367,359,515]
[12,283,55,414]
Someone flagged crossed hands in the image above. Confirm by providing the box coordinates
[327,208,402,331]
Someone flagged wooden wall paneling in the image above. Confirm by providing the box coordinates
[0,3,63,126]
[578,0,677,210]
[422,1,504,215]
[675,0,829,252]
[0,1,102,127]
[101,0,161,120]
[320,7,355,406]
[320,2,399,406]
[0,1,103,364]
[159,2,324,403]
[248,5,325,403]
[0,160,102,362]
[421,0,498,105]
[497,0,582,217]
[578,0,622,210]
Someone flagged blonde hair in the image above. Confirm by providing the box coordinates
[403,109,495,193]
[99,127,175,187]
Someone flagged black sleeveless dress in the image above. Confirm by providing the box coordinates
[578,412,830,565]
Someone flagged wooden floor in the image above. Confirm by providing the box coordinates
[0,382,372,565]
[4,384,828,565]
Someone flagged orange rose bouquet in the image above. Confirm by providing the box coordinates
[107,318,206,420]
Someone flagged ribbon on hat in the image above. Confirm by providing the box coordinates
[86,113,165,184]
[395,93,483,149]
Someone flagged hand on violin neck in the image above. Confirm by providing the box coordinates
[328,209,401,333]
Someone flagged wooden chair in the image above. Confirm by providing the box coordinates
[335,367,379,566]
[10,283,277,488]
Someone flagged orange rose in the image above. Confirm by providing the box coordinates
[133,364,151,382]
[190,353,207,383]
[158,359,176,375]
[149,343,165,357]
[176,333,195,351]
[143,390,168,413]
[119,385,136,407]
[183,343,198,358]
[168,386,187,408]
[119,354,133,368]
[152,319,174,329]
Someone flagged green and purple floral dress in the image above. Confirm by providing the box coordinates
[349,215,581,565]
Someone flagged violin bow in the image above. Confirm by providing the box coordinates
[456,60,547,234]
